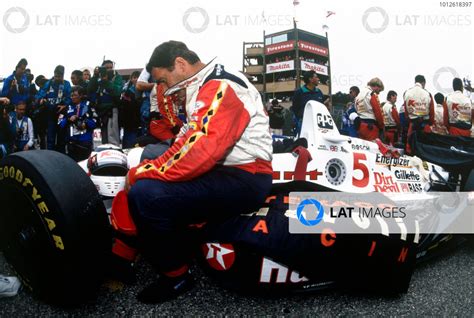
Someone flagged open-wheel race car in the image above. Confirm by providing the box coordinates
[0,101,472,305]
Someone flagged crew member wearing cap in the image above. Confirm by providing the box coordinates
[355,78,385,141]
[443,78,474,137]
[35,65,72,151]
[125,41,273,303]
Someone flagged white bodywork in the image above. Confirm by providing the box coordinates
[271,101,447,193]
[79,101,448,196]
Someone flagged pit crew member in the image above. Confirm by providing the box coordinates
[355,78,385,141]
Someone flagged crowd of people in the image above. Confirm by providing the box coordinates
[339,75,473,153]
[0,58,186,161]
[267,70,473,154]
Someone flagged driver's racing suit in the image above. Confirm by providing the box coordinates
[126,59,273,274]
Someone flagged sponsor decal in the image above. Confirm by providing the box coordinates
[259,257,309,284]
[297,40,328,56]
[300,60,328,76]
[202,243,235,271]
[0,166,65,252]
[400,182,423,193]
[352,144,370,151]
[318,145,328,151]
[373,172,400,192]
[316,113,334,129]
[394,169,420,182]
[375,153,410,167]
[265,40,294,54]
[273,169,322,181]
[266,60,295,74]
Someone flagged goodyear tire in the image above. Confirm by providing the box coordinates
[0,150,111,305]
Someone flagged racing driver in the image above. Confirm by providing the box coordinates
[125,41,273,303]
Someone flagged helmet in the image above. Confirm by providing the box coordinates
[88,146,128,198]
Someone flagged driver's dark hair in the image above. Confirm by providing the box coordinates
[147,41,201,72]
[303,70,317,85]
[452,77,463,91]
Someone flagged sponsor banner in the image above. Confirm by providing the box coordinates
[289,192,474,234]
[266,60,295,74]
[297,40,328,56]
[265,41,294,55]
[301,60,328,76]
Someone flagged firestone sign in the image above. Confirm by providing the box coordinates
[265,41,294,54]
[266,60,295,74]
[301,60,328,76]
[297,41,328,56]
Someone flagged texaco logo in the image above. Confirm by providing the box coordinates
[182,7,209,34]
[3,7,29,34]
[362,7,389,34]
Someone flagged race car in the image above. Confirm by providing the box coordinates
[0,101,472,305]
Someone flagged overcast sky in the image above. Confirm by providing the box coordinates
[0,0,472,103]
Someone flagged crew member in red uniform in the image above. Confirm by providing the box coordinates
[403,75,434,154]
[125,41,273,303]
[149,83,184,141]
[443,77,474,137]
[382,90,400,145]
[355,78,385,141]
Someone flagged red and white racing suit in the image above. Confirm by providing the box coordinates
[129,59,273,183]
[443,90,473,136]
[382,101,400,145]
[125,59,273,274]
[432,103,448,135]
[403,83,434,153]
[149,83,184,141]
[355,86,384,141]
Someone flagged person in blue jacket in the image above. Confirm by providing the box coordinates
[0,97,15,158]
[1,58,29,105]
[35,65,72,152]
[59,86,96,161]
[291,70,324,135]
[341,86,360,137]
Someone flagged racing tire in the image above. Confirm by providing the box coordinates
[0,150,111,305]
